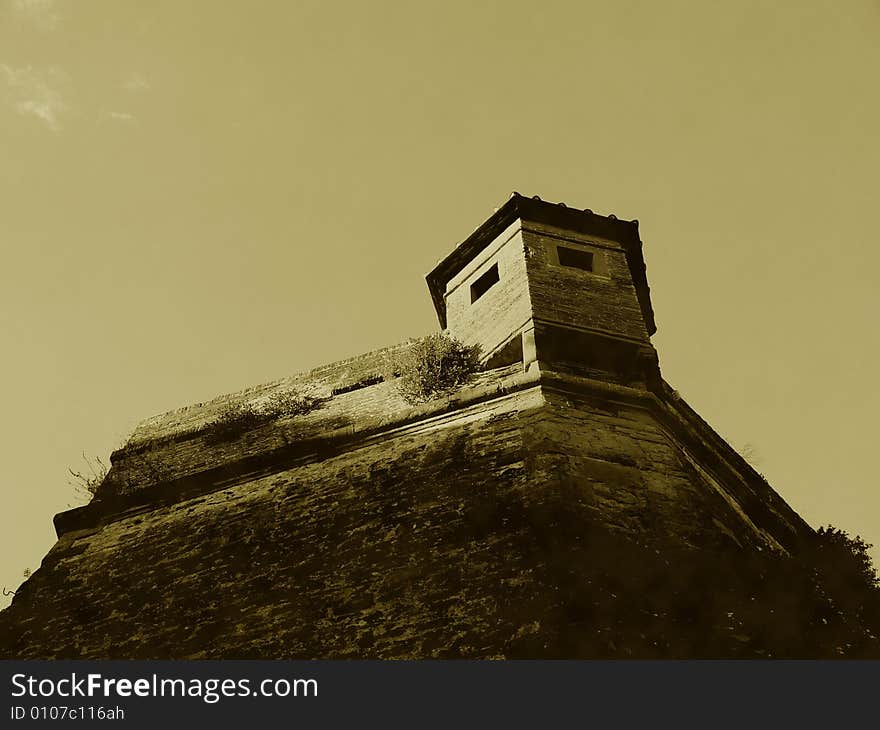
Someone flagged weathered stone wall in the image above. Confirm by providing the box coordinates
[3,387,552,658]
[0,368,813,659]
[125,341,417,448]
[106,365,523,499]
[528,388,793,551]
[523,222,650,343]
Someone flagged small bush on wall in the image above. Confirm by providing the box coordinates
[205,390,323,444]
[394,333,482,404]
[68,454,109,502]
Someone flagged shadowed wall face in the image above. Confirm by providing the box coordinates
[523,223,649,343]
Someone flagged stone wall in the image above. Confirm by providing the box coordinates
[3,386,549,658]
[524,222,650,343]
[530,388,791,551]
[125,341,417,448]
[443,221,533,363]
[0,367,813,659]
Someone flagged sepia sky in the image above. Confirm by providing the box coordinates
[2,0,879,607]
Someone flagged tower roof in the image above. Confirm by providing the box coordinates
[426,193,657,335]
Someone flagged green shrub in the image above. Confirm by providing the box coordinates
[206,390,323,444]
[394,333,482,404]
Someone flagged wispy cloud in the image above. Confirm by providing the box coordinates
[12,0,61,31]
[103,110,135,124]
[1,64,69,131]
[122,73,151,93]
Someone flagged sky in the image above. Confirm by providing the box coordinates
[2,0,879,608]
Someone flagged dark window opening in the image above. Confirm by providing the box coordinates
[557,246,594,272]
[470,263,500,303]
[331,374,384,396]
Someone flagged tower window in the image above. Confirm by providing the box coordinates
[557,246,594,272]
[470,263,500,303]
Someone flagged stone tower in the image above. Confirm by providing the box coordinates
[0,194,815,659]
[428,193,658,385]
